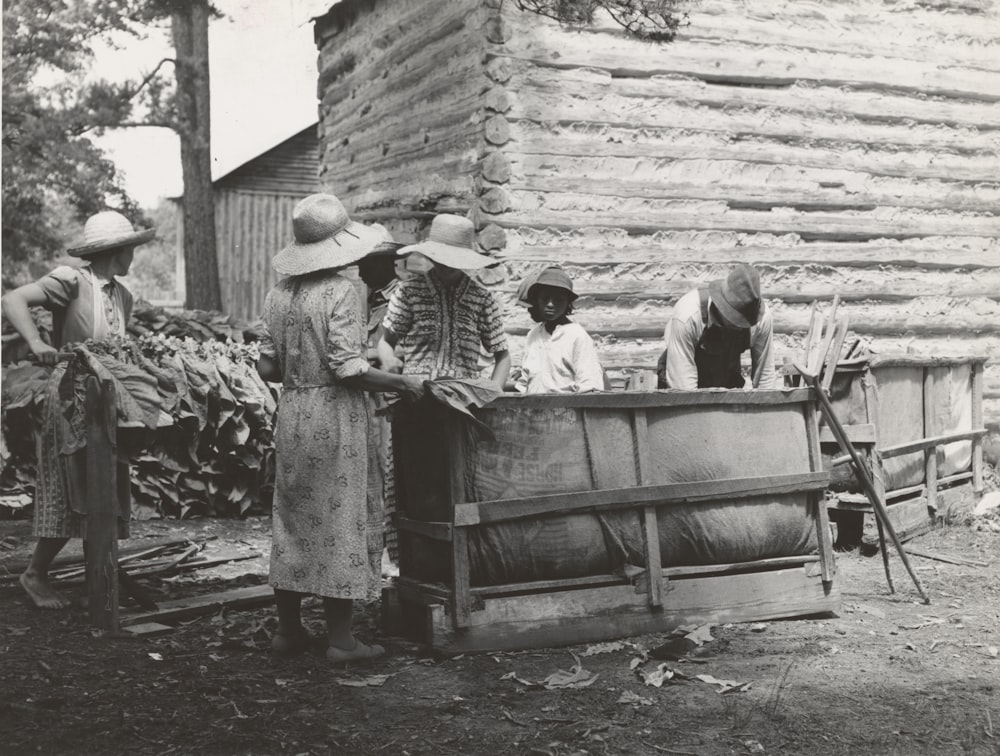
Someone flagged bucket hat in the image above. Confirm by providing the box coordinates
[518,266,577,306]
[709,263,762,329]
[68,211,155,257]
[272,193,381,276]
[397,214,494,270]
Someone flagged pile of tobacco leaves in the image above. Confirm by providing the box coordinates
[1,302,276,520]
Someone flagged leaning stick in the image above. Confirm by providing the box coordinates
[795,362,929,603]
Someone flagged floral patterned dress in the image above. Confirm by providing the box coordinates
[259,272,381,600]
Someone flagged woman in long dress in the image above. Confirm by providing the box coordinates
[1,211,154,609]
[256,194,423,662]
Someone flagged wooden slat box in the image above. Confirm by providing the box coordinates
[823,356,987,540]
[388,389,838,653]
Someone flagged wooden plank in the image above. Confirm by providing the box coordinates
[822,314,851,393]
[488,388,813,410]
[119,585,274,626]
[924,368,940,512]
[85,378,119,633]
[424,566,839,653]
[123,622,175,638]
[447,414,472,628]
[632,409,663,608]
[804,401,835,583]
[878,429,988,459]
[395,516,452,542]
[820,424,876,445]
[971,361,985,493]
[453,471,831,527]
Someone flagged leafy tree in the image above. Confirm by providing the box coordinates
[2,0,222,311]
[512,0,689,42]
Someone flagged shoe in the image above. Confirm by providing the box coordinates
[325,639,385,663]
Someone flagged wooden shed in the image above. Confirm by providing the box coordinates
[209,123,320,320]
[312,0,1000,451]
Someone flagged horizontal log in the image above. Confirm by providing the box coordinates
[453,471,830,527]
[669,0,999,70]
[506,154,1000,215]
[489,201,1000,242]
[497,237,1000,269]
[504,305,1000,338]
[497,15,1000,101]
[498,277,1000,306]
[513,65,1000,133]
[508,120,997,184]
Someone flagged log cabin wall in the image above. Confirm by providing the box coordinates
[313,0,1000,453]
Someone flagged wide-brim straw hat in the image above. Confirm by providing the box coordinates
[709,262,762,329]
[362,223,404,259]
[397,214,494,270]
[273,193,381,276]
[68,211,155,257]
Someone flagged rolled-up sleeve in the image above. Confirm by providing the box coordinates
[479,290,508,355]
[327,283,370,380]
[382,282,413,340]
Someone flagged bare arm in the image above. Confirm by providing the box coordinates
[341,367,424,401]
[490,349,511,391]
[1,284,59,364]
[376,329,403,373]
[750,307,777,389]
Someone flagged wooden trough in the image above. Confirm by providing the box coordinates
[387,389,838,653]
[823,355,987,543]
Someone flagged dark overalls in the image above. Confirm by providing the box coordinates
[657,288,750,389]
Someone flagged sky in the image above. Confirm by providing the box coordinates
[92,0,334,208]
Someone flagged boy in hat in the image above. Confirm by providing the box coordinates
[377,214,510,388]
[514,266,604,394]
[659,263,776,390]
[1,210,154,609]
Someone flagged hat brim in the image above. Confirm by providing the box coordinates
[68,228,155,257]
[397,240,494,270]
[272,221,381,276]
[362,241,405,259]
[527,282,577,302]
[708,278,755,329]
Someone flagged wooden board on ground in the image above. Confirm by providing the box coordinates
[119,584,274,627]
[861,481,976,547]
[394,563,839,653]
[123,622,175,638]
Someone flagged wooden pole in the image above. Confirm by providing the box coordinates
[795,364,929,603]
[84,377,121,632]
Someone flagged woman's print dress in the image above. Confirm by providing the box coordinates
[259,273,381,600]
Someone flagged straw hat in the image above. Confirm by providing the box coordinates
[709,263,763,329]
[397,214,494,270]
[68,211,155,257]
[363,223,404,259]
[272,193,381,276]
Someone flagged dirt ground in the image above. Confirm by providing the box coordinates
[1,505,999,756]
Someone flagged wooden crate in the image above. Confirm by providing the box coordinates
[388,389,838,653]
[823,356,987,542]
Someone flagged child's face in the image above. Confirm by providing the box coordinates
[533,285,570,322]
[107,246,135,277]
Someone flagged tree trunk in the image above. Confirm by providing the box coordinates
[172,0,221,311]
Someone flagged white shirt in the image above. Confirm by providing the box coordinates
[516,321,604,394]
[662,289,777,390]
